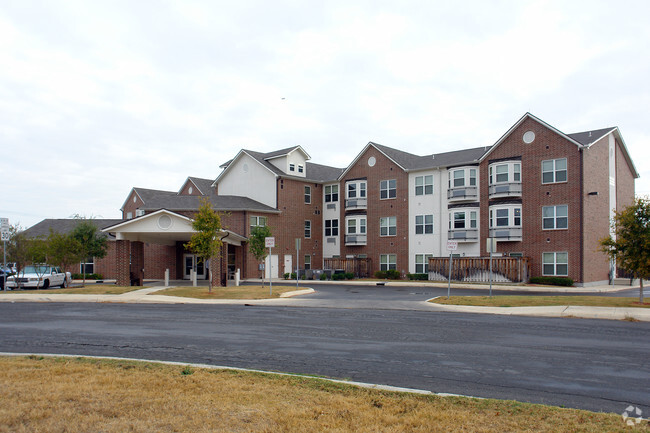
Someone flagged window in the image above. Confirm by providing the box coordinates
[304,220,311,238]
[453,170,465,187]
[380,179,396,199]
[325,185,339,202]
[470,211,477,228]
[250,216,267,232]
[489,207,522,227]
[347,181,366,198]
[542,158,567,184]
[415,175,433,195]
[135,209,145,217]
[543,252,568,276]
[289,163,295,172]
[450,210,478,230]
[449,168,477,189]
[298,164,304,173]
[346,217,366,234]
[126,212,133,219]
[453,212,465,229]
[496,164,508,182]
[380,254,397,271]
[543,205,568,229]
[304,186,311,204]
[325,219,339,236]
[380,216,396,236]
[469,169,476,186]
[489,161,522,184]
[80,257,94,275]
[415,215,433,234]
[304,255,311,270]
[415,254,433,273]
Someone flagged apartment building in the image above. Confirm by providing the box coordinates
[24,113,638,286]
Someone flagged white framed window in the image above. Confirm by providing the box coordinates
[415,175,433,195]
[543,252,568,276]
[135,209,145,217]
[346,180,366,199]
[415,254,433,273]
[80,257,94,274]
[304,254,311,270]
[450,210,478,229]
[543,205,568,230]
[542,158,567,184]
[380,254,397,271]
[304,186,311,204]
[489,161,521,184]
[380,179,396,199]
[126,212,133,219]
[250,216,267,232]
[325,185,339,202]
[289,163,295,172]
[448,167,477,188]
[304,220,311,238]
[346,217,366,234]
[489,207,522,228]
[298,164,304,173]
[380,216,396,236]
[415,215,433,234]
[325,219,338,236]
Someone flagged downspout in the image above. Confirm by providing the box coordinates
[579,147,584,284]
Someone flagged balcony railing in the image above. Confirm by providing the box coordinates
[488,182,522,198]
[447,228,479,242]
[345,234,367,246]
[345,198,367,210]
[447,186,478,201]
[489,227,522,241]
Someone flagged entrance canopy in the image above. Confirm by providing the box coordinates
[102,209,247,246]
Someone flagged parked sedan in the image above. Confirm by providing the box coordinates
[5,265,71,290]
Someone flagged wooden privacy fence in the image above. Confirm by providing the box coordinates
[428,257,530,283]
[324,258,372,278]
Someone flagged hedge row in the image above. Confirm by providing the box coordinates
[529,276,574,287]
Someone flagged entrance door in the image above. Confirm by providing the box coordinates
[264,254,279,279]
[284,254,292,275]
[183,254,206,280]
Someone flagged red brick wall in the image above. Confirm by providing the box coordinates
[479,117,583,282]
[179,180,200,196]
[340,146,409,277]
[582,136,612,283]
[616,139,636,211]
[144,243,177,279]
[122,190,143,219]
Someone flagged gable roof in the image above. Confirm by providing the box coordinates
[567,127,616,146]
[120,187,177,211]
[23,219,122,240]
[180,177,217,196]
[263,145,311,161]
[139,194,279,213]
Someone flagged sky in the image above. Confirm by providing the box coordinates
[1,0,649,229]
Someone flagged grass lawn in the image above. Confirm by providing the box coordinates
[153,285,307,299]
[0,356,643,433]
[0,285,140,295]
[431,295,650,308]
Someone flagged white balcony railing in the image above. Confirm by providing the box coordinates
[489,227,522,241]
[447,186,478,201]
[488,182,522,198]
[447,228,479,242]
[345,198,367,210]
[345,234,367,246]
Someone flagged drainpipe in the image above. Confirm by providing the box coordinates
[579,147,584,284]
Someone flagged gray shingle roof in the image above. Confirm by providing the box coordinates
[372,142,490,171]
[567,127,616,146]
[140,194,279,213]
[23,219,123,240]
[187,177,217,196]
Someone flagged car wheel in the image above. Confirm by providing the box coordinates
[42,279,50,290]
[60,278,68,288]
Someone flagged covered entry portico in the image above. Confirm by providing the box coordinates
[102,209,247,287]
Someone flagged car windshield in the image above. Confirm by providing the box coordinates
[22,265,48,274]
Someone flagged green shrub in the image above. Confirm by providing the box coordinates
[332,273,345,281]
[71,273,103,280]
[374,270,401,280]
[344,272,354,280]
[290,273,297,279]
[283,273,290,280]
[530,276,574,287]
[319,273,327,281]
[407,273,428,280]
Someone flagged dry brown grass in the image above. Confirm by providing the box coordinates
[431,296,650,308]
[0,285,140,295]
[0,356,644,432]
[154,285,306,299]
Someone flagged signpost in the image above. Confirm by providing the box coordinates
[295,238,301,289]
[446,240,457,299]
[486,238,497,298]
[1,218,9,292]
[265,237,275,295]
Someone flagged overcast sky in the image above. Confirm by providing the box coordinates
[1,0,648,229]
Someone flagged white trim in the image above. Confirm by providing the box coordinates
[119,188,145,211]
[212,150,279,187]
[338,142,406,181]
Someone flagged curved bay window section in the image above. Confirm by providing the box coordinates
[448,207,479,242]
[345,215,367,246]
[447,167,478,201]
[488,160,521,198]
[345,180,367,211]
[489,204,522,241]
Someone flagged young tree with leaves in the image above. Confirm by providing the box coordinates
[600,196,650,303]
[47,230,82,274]
[185,198,223,293]
[71,218,108,287]
[248,225,272,288]
[5,225,30,287]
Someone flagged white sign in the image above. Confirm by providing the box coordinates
[265,237,275,248]
[0,231,9,242]
[0,218,8,229]
[486,237,497,253]
[446,240,458,251]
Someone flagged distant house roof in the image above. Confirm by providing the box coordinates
[185,177,217,196]
[23,219,123,240]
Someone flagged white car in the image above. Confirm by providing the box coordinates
[6,265,71,289]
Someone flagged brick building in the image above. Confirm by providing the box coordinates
[24,113,638,286]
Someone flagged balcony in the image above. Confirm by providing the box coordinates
[489,227,522,241]
[447,228,478,242]
[345,234,367,246]
[447,186,478,201]
[345,198,367,211]
[488,182,521,198]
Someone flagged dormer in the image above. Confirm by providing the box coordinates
[265,146,311,177]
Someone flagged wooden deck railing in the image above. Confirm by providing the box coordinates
[428,257,530,283]
[324,258,372,278]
